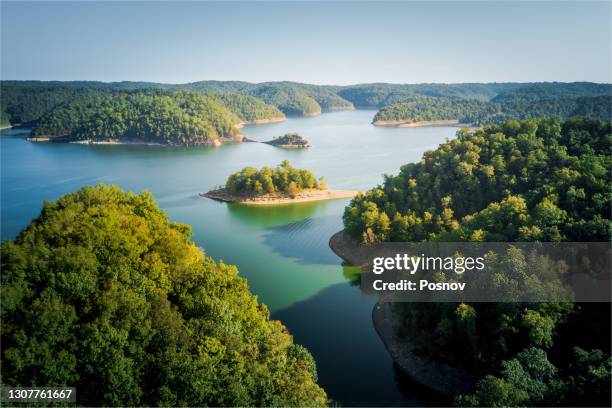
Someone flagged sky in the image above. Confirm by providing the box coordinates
[1,1,611,85]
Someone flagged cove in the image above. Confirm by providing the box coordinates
[1,110,456,406]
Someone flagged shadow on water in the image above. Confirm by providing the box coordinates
[226,201,321,228]
[260,214,343,265]
[272,282,448,407]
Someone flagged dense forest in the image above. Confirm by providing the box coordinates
[373,94,612,125]
[344,117,610,242]
[0,184,328,406]
[206,92,285,123]
[177,81,354,114]
[342,117,611,406]
[338,82,611,108]
[226,160,325,197]
[32,90,242,145]
[373,96,492,124]
[3,81,608,130]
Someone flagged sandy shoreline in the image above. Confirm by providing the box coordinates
[328,230,477,395]
[372,119,466,127]
[201,188,358,205]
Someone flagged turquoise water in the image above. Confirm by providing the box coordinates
[1,110,456,406]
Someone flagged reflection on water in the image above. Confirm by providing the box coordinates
[226,201,321,228]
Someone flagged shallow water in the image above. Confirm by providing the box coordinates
[1,110,456,406]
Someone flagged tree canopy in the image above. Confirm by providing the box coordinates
[344,117,611,243]
[0,184,327,407]
[226,160,325,197]
[342,117,611,407]
[207,92,285,122]
[2,81,608,126]
[32,90,241,145]
[373,95,612,126]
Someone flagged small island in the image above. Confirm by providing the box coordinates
[263,133,310,148]
[201,160,358,205]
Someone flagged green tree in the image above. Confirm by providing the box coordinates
[1,184,327,407]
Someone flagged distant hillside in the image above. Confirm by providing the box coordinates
[491,82,612,103]
[373,94,612,126]
[31,89,242,146]
[207,92,285,123]
[2,80,610,128]
[338,82,612,108]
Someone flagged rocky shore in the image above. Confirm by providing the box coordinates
[328,230,478,395]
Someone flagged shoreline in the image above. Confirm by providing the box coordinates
[372,119,467,128]
[27,134,247,147]
[201,188,358,205]
[328,230,478,395]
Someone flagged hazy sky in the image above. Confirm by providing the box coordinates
[1,1,610,84]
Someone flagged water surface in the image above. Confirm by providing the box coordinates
[1,110,456,406]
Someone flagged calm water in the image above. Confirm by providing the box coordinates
[1,110,456,406]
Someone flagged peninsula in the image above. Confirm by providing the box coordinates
[328,230,477,395]
[201,160,357,205]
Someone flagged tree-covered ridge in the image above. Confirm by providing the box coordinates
[32,90,242,145]
[373,95,612,126]
[246,85,322,116]
[338,82,612,108]
[183,81,354,113]
[491,82,612,103]
[0,184,327,407]
[226,160,326,197]
[207,92,285,122]
[344,117,611,243]
[372,96,491,123]
[0,83,96,125]
[2,81,609,126]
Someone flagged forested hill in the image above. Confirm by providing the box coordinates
[31,90,242,145]
[2,81,610,128]
[373,94,612,125]
[338,82,612,108]
[1,184,328,406]
[207,92,285,123]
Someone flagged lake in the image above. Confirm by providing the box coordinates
[0,110,456,406]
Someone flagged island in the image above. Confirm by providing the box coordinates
[201,160,358,205]
[263,133,310,148]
